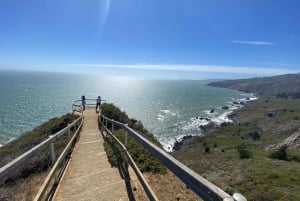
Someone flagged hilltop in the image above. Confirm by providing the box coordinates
[208,73,300,98]
[172,73,300,201]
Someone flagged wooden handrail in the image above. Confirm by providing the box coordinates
[0,116,83,184]
[100,115,237,201]
[33,116,83,201]
[100,120,159,201]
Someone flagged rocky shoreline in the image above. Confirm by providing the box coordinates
[172,97,256,151]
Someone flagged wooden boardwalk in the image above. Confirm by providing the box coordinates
[53,108,129,201]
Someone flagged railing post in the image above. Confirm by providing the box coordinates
[125,130,128,148]
[50,141,56,165]
[105,118,108,128]
[112,122,114,134]
[124,129,128,169]
[68,124,71,139]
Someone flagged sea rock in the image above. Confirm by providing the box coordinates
[222,106,229,110]
[173,135,193,151]
[200,122,217,132]
[210,109,214,113]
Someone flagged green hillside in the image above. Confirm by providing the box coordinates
[173,73,300,201]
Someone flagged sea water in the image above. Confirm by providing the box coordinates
[0,70,255,150]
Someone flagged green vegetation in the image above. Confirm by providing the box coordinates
[101,103,166,174]
[0,114,79,168]
[237,144,252,159]
[172,123,300,201]
[0,113,79,200]
[173,74,300,201]
[270,145,288,161]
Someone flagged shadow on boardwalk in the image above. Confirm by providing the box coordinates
[53,108,145,201]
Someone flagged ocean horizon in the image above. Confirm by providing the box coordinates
[0,70,255,150]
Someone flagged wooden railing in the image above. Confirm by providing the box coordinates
[0,111,83,201]
[100,117,159,201]
[0,115,83,185]
[100,115,242,201]
[33,114,83,201]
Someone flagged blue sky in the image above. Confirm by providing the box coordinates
[0,0,300,79]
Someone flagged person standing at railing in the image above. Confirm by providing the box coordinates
[81,95,86,111]
[96,96,101,112]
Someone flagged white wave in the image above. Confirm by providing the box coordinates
[159,133,204,152]
[249,97,258,101]
[182,117,210,131]
[157,114,165,121]
[204,110,218,115]
[158,95,258,152]
[160,109,177,116]
[7,137,15,143]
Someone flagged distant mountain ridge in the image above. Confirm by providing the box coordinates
[207,73,300,97]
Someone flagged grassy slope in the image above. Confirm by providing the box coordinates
[0,113,79,201]
[173,73,300,201]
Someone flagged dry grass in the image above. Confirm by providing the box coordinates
[144,170,203,201]
[0,171,48,201]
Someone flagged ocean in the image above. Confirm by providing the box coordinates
[0,70,255,150]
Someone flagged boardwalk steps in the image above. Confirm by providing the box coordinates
[53,109,129,201]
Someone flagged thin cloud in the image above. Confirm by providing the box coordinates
[66,64,297,76]
[232,40,274,46]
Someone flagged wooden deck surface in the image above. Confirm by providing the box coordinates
[53,108,129,201]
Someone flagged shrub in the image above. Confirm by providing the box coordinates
[101,104,166,173]
[270,145,288,161]
[237,144,252,159]
[101,103,130,124]
[289,155,300,162]
[205,147,210,153]
[105,130,166,173]
[249,131,260,140]
[224,186,235,195]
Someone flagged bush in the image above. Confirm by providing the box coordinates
[101,103,130,124]
[101,104,166,173]
[237,144,252,159]
[249,131,260,140]
[205,147,210,153]
[270,145,288,161]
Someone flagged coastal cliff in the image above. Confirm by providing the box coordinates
[172,73,300,201]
